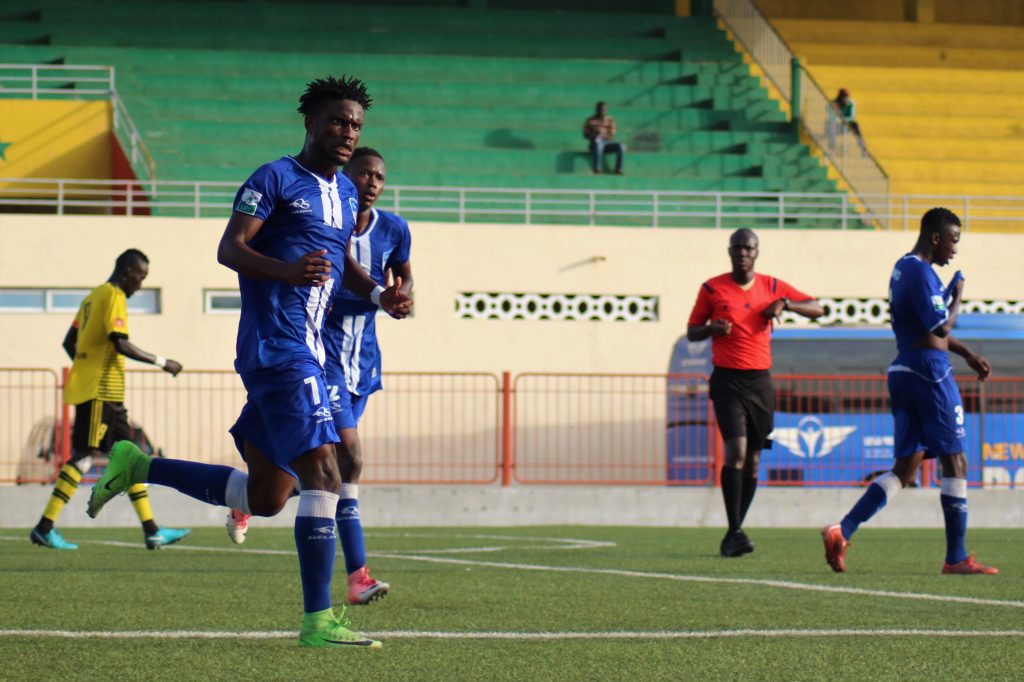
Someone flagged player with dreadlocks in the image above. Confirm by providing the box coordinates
[88,76,410,648]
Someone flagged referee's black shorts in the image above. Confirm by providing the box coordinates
[708,367,774,450]
[71,400,131,459]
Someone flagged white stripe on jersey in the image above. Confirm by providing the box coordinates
[348,209,379,276]
[304,279,334,366]
[316,177,342,227]
[340,314,366,393]
[288,157,342,228]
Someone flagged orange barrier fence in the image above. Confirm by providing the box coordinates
[1,369,1020,488]
[0,369,62,484]
[512,373,717,485]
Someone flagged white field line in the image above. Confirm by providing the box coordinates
[0,628,1021,641]
[0,534,612,556]
[2,535,1021,610]
[377,552,1024,610]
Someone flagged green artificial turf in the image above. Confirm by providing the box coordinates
[0,526,1020,681]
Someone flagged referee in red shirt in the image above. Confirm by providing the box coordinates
[687,229,823,557]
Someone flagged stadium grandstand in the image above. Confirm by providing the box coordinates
[0,0,1021,675]
[761,1,1024,232]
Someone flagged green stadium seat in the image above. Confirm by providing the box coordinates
[0,0,844,227]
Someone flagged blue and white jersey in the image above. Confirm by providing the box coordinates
[323,208,412,396]
[231,156,359,374]
[888,254,949,354]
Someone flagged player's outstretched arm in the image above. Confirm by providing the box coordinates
[932,277,964,338]
[787,298,824,320]
[948,335,991,381]
[393,260,414,298]
[687,320,732,341]
[110,334,183,376]
[342,251,412,319]
[218,213,331,287]
[762,298,824,321]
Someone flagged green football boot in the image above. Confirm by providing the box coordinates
[87,440,152,519]
[298,607,382,649]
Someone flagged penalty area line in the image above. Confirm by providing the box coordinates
[0,628,1021,640]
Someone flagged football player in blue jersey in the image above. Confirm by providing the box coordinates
[822,208,997,575]
[323,148,413,605]
[88,76,411,648]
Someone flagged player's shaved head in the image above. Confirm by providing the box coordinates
[920,207,961,238]
[297,75,372,116]
[729,228,758,247]
[348,147,384,165]
[114,248,148,275]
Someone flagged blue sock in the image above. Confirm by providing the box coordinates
[840,472,901,540]
[336,487,366,575]
[295,490,339,614]
[940,477,969,565]
[148,458,234,506]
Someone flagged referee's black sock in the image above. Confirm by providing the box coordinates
[720,467,743,532]
[739,476,758,527]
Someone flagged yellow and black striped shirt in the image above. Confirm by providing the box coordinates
[63,282,130,404]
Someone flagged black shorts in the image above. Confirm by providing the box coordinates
[71,400,131,458]
[709,367,774,450]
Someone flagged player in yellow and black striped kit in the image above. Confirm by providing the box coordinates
[30,249,191,550]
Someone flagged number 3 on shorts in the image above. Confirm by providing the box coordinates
[954,405,964,426]
[303,375,321,406]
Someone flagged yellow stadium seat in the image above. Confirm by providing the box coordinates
[766,17,1024,231]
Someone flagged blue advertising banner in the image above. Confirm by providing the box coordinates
[763,412,1024,486]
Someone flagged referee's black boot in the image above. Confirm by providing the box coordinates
[720,529,754,557]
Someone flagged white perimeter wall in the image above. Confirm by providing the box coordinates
[2,215,1022,374]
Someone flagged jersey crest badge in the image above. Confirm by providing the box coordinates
[236,187,262,216]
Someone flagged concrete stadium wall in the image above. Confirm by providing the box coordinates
[1,215,1022,376]
[2,485,1021,530]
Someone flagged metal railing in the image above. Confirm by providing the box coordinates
[711,0,792,101]
[712,0,890,225]
[0,177,1021,231]
[3,368,1020,488]
[0,64,155,180]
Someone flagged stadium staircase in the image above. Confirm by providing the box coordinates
[0,0,845,227]
[765,16,1024,231]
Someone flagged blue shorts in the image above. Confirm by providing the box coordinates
[229,361,339,478]
[887,350,967,459]
[325,374,369,432]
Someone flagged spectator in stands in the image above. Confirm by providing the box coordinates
[686,229,823,558]
[583,102,625,175]
[833,88,863,141]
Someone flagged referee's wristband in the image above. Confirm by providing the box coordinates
[153,355,167,369]
[369,285,385,307]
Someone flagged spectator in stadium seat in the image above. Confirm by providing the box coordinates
[87,76,411,649]
[823,208,998,576]
[30,249,189,551]
[833,88,863,142]
[687,229,823,558]
[583,101,625,174]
